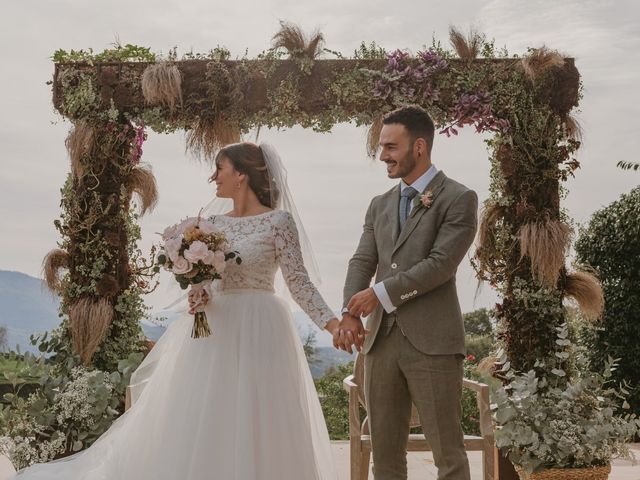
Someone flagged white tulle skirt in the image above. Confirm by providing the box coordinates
[14,289,338,480]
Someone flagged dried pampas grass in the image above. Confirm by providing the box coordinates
[366,116,383,158]
[521,47,565,83]
[66,120,94,179]
[272,21,325,59]
[449,26,484,61]
[185,116,240,161]
[565,270,604,321]
[563,113,583,141]
[127,164,158,215]
[474,202,506,278]
[519,219,572,286]
[69,297,114,365]
[42,249,69,293]
[141,63,183,112]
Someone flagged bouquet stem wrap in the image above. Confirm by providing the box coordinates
[188,282,211,338]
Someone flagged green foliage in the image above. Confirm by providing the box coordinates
[53,44,156,64]
[353,41,387,59]
[492,324,639,472]
[575,186,640,414]
[314,362,365,440]
[0,349,143,469]
[464,308,494,336]
[464,308,497,361]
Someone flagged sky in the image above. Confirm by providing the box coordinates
[1,0,638,345]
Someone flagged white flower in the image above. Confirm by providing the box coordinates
[172,256,192,275]
[212,250,226,273]
[183,240,210,263]
[164,237,183,262]
[161,223,180,240]
[176,216,198,234]
[198,220,218,235]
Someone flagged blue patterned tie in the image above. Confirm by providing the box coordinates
[400,186,419,230]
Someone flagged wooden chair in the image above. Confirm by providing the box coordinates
[342,353,496,480]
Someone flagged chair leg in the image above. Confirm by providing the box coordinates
[350,437,361,480]
[482,436,496,480]
[359,448,370,480]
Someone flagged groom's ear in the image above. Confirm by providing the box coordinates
[413,137,428,158]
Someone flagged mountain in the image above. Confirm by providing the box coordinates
[0,270,61,353]
[0,270,354,377]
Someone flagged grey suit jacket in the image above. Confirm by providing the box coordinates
[343,171,478,355]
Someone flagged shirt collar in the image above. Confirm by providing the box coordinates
[400,164,438,194]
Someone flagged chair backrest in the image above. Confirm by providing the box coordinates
[353,353,422,428]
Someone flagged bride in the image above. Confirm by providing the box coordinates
[11,142,341,479]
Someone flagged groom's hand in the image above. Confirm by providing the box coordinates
[347,287,380,318]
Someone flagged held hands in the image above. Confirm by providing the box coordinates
[332,313,370,354]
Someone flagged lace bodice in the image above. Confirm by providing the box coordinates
[208,210,335,329]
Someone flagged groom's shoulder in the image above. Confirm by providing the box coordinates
[442,174,476,198]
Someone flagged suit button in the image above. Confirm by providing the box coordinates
[401,294,406,300]
[413,290,417,294]
[391,263,398,269]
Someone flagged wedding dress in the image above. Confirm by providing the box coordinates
[13,209,338,480]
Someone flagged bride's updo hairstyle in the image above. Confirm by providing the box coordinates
[215,142,280,208]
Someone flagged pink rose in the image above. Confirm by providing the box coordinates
[164,237,183,262]
[184,240,209,263]
[172,256,192,275]
[212,250,226,273]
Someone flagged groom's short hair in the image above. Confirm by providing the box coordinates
[383,105,435,154]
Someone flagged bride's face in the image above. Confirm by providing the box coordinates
[210,155,243,198]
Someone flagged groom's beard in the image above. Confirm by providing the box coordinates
[386,152,417,179]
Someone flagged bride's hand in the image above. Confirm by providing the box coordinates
[324,318,340,336]
[188,288,209,313]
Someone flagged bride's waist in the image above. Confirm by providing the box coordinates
[213,287,275,296]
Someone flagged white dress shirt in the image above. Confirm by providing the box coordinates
[372,164,439,313]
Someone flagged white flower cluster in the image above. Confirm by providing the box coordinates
[53,366,114,428]
[0,426,65,470]
[0,366,117,470]
[492,323,640,473]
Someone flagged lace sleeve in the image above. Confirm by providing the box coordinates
[273,211,335,329]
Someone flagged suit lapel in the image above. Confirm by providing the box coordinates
[383,184,401,244]
[392,171,447,255]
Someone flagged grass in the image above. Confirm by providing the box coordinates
[0,355,45,384]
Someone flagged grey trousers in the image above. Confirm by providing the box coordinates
[364,322,470,480]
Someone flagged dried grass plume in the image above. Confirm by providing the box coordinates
[449,26,484,61]
[519,219,572,286]
[272,21,325,59]
[565,270,604,321]
[66,120,94,179]
[127,164,158,215]
[42,249,69,293]
[521,46,565,83]
[185,116,240,161]
[141,63,183,112]
[69,297,114,365]
[366,116,383,158]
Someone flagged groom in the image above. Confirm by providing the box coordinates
[335,105,478,480]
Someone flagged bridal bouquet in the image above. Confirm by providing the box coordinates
[155,215,241,338]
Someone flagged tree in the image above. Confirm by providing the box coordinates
[575,186,640,414]
[0,325,7,352]
[463,308,496,361]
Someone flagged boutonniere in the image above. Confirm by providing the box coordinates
[416,190,434,210]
